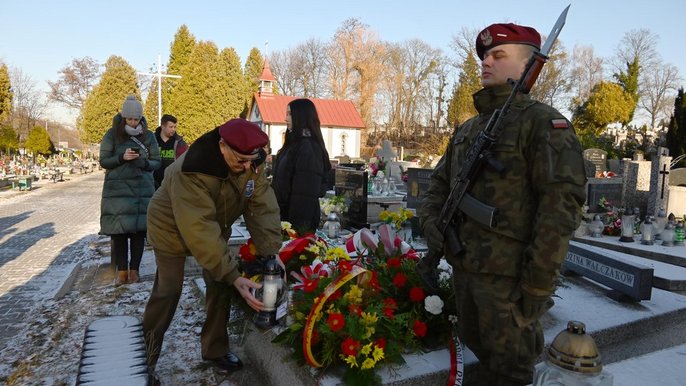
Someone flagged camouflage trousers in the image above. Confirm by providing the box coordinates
[452,271,544,386]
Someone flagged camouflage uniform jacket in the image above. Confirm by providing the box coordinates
[420,84,586,294]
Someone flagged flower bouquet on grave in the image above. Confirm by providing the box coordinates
[272,223,458,386]
[598,197,621,236]
[368,157,387,178]
[320,196,349,216]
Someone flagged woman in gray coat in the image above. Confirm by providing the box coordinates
[99,95,160,285]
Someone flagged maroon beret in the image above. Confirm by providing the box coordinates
[476,23,541,60]
[218,119,269,155]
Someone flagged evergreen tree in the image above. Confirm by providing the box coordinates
[613,57,640,125]
[164,25,196,117]
[217,47,246,121]
[79,56,140,144]
[242,47,264,118]
[0,124,18,153]
[573,81,635,138]
[144,77,160,127]
[24,125,54,156]
[172,41,224,143]
[666,88,686,165]
[0,63,12,124]
[446,53,479,128]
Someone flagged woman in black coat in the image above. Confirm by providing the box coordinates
[271,98,331,234]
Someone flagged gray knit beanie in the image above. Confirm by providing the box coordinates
[121,95,143,119]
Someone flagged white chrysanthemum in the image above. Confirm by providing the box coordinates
[448,314,459,324]
[424,295,444,315]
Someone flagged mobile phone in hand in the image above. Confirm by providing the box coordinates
[130,147,140,154]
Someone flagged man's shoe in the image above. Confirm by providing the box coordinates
[204,352,243,371]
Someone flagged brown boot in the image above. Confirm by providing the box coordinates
[115,270,128,286]
[129,270,140,283]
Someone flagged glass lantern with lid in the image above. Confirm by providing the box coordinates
[618,208,635,242]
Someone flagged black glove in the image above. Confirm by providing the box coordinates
[423,219,444,254]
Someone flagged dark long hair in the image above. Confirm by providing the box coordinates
[280,98,330,170]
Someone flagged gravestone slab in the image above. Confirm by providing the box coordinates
[334,167,369,230]
[607,159,624,176]
[669,168,686,187]
[406,168,433,209]
[586,178,623,211]
[622,160,651,214]
[648,147,672,216]
[377,139,397,162]
[583,148,608,176]
[563,241,653,301]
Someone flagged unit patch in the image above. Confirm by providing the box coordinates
[245,180,255,197]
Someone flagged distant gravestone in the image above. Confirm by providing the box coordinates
[377,140,397,162]
[647,147,672,216]
[406,168,433,209]
[607,159,624,176]
[669,168,686,187]
[334,167,368,230]
[583,149,608,177]
[586,178,623,212]
[622,160,651,215]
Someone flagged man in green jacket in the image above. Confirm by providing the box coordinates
[418,23,586,385]
[143,118,282,372]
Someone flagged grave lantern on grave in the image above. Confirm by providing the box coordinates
[661,220,676,247]
[253,255,285,330]
[652,207,667,240]
[675,221,685,246]
[588,215,605,238]
[640,216,654,245]
[533,321,614,386]
[324,211,342,239]
[618,208,635,242]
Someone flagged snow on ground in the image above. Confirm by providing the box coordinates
[0,242,263,386]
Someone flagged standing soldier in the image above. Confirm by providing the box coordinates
[419,23,586,385]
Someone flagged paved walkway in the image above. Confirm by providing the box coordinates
[0,172,103,346]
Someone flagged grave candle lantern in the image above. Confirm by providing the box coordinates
[640,216,654,245]
[253,255,284,330]
[675,221,685,246]
[588,214,604,238]
[661,221,676,247]
[652,207,667,240]
[619,208,635,242]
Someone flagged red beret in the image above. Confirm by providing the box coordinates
[218,119,269,155]
[476,23,541,60]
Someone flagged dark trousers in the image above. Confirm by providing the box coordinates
[142,252,233,368]
[111,232,145,271]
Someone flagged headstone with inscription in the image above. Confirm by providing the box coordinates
[334,167,369,230]
[586,178,624,212]
[583,149,608,177]
[406,168,433,209]
[647,147,672,216]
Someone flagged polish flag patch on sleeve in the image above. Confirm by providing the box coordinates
[551,118,569,129]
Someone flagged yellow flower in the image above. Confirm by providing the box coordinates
[372,345,385,362]
[305,244,320,254]
[325,247,350,262]
[340,354,358,368]
[360,342,373,356]
[361,358,376,370]
[344,285,363,304]
[361,311,378,326]
[362,326,375,340]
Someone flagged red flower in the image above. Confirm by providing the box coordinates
[329,289,342,301]
[409,287,426,303]
[279,236,316,264]
[303,278,319,293]
[341,337,361,356]
[413,320,427,337]
[404,249,419,261]
[382,298,397,320]
[392,272,407,288]
[386,257,401,268]
[239,239,257,262]
[327,312,345,332]
[348,304,363,316]
[338,259,352,273]
[369,271,381,291]
[375,338,387,350]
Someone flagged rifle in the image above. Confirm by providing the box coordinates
[416,5,570,291]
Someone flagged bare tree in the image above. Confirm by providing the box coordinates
[569,44,604,108]
[639,63,681,129]
[299,38,328,98]
[270,49,303,96]
[530,40,571,110]
[10,67,48,139]
[612,29,659,74]
[47,57,100,111]
[449,27,479,66]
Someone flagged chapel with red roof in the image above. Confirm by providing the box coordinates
[248,59,365,158]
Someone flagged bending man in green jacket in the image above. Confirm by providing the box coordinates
[143,118,282,372]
